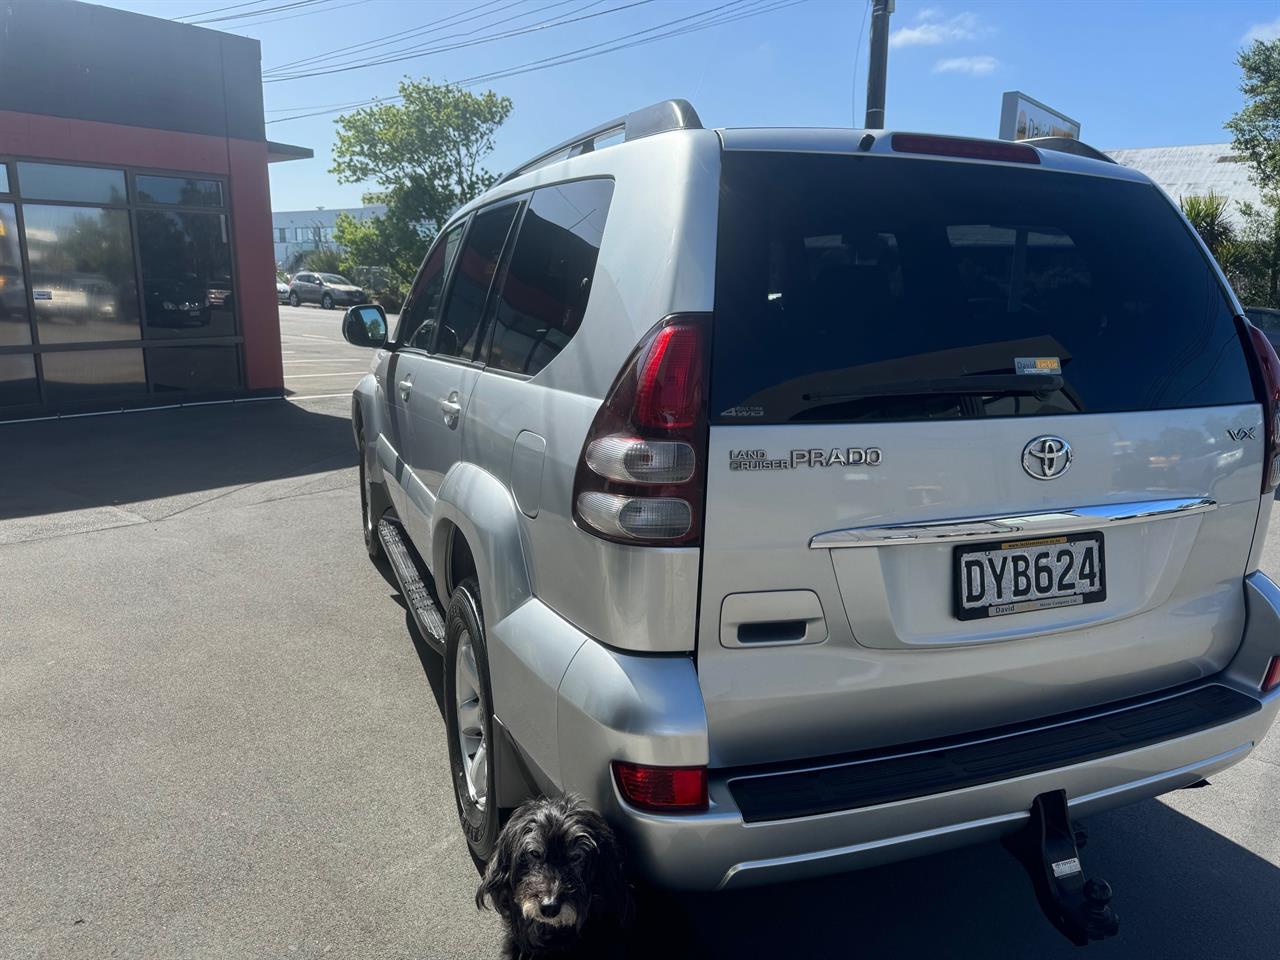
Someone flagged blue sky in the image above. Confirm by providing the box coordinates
[104,0,1280,212]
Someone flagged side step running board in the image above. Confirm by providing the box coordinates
[378,519,447,652]
[1005,789,1119,946]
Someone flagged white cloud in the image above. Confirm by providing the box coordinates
[890,10,979,48]
[1243,16,1280,44]
[933,55,999,76]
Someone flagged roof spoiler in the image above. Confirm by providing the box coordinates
[1022,137,1116,164]
[497,99,702,186]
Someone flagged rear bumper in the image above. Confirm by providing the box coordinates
[516,572,1280,891]
[625,695,1274,890]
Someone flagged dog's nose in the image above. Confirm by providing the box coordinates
[538,898,561,919]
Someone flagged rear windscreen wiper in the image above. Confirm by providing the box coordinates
[802,374,1064,404]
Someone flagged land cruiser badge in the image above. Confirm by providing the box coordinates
[729,448,883,470]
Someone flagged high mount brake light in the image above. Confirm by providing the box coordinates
[573,315,710,546]
[891,133,1041,165]
[1242,321,1280,494]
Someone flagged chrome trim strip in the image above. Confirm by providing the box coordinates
[809,496,1217,549]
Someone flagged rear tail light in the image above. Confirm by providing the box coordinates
[1242,321,1280,493]
[891,132,1041,165]
[573,315,709,546]
[612,761,709,813]
[1263,656,1280,694]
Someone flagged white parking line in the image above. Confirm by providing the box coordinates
[285,371,367,379]
[283,358,370,364]
[290,393,353,401]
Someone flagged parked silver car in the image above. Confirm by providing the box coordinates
[287,271,365,309]
[345,101,1280,937]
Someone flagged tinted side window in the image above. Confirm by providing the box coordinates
[396,222,463,350]
[487,179,614,376]
[436,203,520,360]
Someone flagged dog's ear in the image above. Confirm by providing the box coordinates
[477,805,527,917]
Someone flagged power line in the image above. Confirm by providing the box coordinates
[187,0,328,25]
[263,0,651,82]
[265,0,518,74]
[229,0,369,28]
[175,0,271,21]
[265,0,804,124]
[851,0,868,125]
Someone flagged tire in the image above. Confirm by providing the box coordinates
[357,444,382,562]
[444,577,502,864]
[321,293,334,310]
[288,291,300,307]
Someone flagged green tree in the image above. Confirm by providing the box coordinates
[286,246,342,275]
[1226,37,1280,306]
[1180,193,1236,258]
[331,78,512,288]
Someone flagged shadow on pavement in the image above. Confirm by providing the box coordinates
[639,796,1280,959]
[0,400,353,520]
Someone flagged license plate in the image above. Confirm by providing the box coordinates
[953,533,1106,621]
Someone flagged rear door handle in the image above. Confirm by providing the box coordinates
[439,392,462,429]
[398,378,413,401]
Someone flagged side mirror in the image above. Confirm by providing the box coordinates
[342,303,388,348]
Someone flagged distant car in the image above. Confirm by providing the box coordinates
[287,271,367,309]
[277,280,290,304]
[1246,306,1280,351]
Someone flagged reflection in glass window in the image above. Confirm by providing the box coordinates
[0,165,9,194]
[41,348,146,405]
[398,223,464,349]
[135,175,223,207]
[137,210,236,338]
[437,202,519,359]
[0,353,39,407]
[0,203,31,346]
[486,179,614,376]
[22,204,142,344]
[147,345,241,392]
[18,162,127,204]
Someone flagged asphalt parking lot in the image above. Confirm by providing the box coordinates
[2,351,1278,958]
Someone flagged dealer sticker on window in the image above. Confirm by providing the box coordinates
[1015,356,1061,376]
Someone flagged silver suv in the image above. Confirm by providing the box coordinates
[345,101,1280,926]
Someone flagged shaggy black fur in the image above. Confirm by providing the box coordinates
[477,795,631,959]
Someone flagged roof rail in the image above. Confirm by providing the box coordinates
[497,99,702,185]
[1022,137,1116,164]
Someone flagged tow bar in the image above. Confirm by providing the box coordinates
[1004,790,1120,946]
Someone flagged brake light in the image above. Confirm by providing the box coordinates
[891,132,1040,165]
[1264,656,1280,694]
[1243,321,1280,493]
[613,761,709,813]
[572,315,709,546]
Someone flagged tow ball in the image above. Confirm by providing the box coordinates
[1003,790,1120,946]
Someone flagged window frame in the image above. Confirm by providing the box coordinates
[429,197,525,366]
[392,216,471,354]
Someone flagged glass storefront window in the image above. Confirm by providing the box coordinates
[135,175,223,207]
[18,162,127,204]
[137,210,236,338]
[0,203,31,346]
[22,204,142,345]
[147,345,240,392]
[0,165,10,194]
[0,353,39,406]
[40,348,146,405]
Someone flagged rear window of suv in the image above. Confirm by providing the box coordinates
[711,152,1253,424]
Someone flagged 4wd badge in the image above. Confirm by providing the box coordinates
[729,448,883,471]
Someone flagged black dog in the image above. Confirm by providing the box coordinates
[477,795,631,959]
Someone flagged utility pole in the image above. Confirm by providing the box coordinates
[864,0,893,129]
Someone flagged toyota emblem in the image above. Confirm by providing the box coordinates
[1022,436,1072,480]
